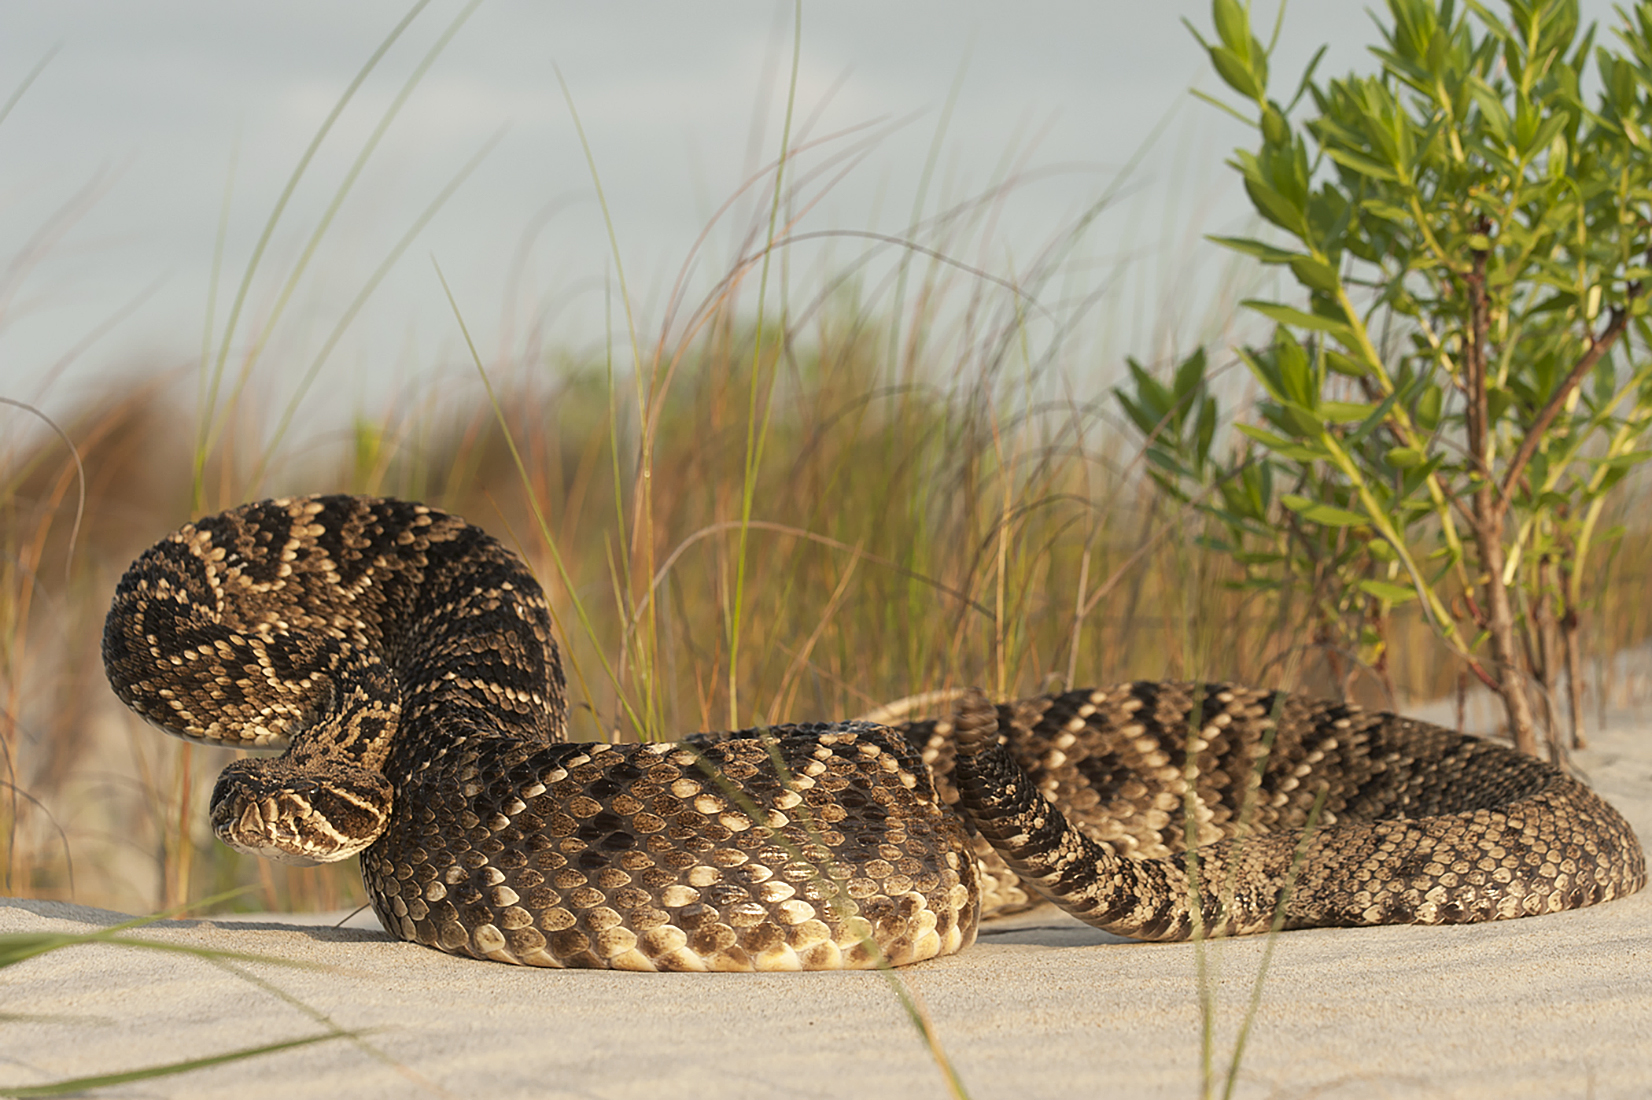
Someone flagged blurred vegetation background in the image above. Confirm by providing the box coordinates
[5,0,1652,919]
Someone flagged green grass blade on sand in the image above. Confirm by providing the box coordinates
[0,886,319,970]
[1219,784,1328,1100]
[0,931,332,972]
[0,1031,356,1098]
[1,888,363,1097]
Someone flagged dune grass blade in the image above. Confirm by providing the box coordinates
[0,401,83,600]
[1176,679,1329,1099]
[551,65,642,385]
[192,0,435,507]
[0,885,389,1098]
[885,42,970,374]
[1220,785,1327,1100]
[0,1031,354,1098]
[0,46,58,132]
[0,887,312,970]
[600,279,648,738]
[197,136,236,437]
[550,65,656,736]
[202,0,483,491]
[0,886,248,965]
[1179,685,1218,1098]
[249,126,506,490]
[728,0,802,730]
[0,931,330,972]
[880,980,971,1100]
[212,959,456,1099]
[434,260,640,738]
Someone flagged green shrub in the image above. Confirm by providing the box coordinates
[1124,0,1652,754]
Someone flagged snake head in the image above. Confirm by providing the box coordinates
[209,757,394,865]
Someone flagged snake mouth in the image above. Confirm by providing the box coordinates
[211,792,359,865]
[209,760,393,866]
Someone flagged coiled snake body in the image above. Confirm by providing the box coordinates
[102,496,1646,970]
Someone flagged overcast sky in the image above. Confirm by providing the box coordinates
[0,1,1625,434]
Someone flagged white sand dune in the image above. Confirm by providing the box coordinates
[4,718,1649,1100]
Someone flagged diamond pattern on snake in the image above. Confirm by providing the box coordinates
[101,495,1646,970]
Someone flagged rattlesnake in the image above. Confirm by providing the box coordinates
[101,495,1646,970]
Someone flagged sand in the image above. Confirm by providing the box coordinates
[4,717,1650,1100]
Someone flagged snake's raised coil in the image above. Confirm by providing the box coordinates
[103,496,1645,970]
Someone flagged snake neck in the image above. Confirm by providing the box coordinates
[279,495,573,809]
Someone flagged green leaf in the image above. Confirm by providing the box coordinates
[1280,402,1324,435]
[1261,103,1291,145]
[1289,254,1343,293]
[1346,389,1401,444]
[1145,449,1188,476]
[1322,145,1401,182]
[1208,235,1300,264]
[1281,494,1368,526]
[1242,175,1306,233]
[1469,79,1514,145]
[1357,578,1420,604]
[1319,400,1376,423]
[1242,299,1355,342]
[1194,394,1218,467]
[1386,445,1426,467]
[1114,390,1152,437]
[1212,0,1250,54]
[1115,357,1179,438]
[1360,198,1412,223]
[1525,110,1571,158]
[1173,346,1208,403]
[1272,334,1318,409]
[1415,384,1442,430]
[1325,349,1371,377]
[1596,465,1634,493]
[1210,44,1260,98]
[1235,423,1326,461]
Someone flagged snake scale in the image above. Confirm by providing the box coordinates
[101,495,1646,970]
